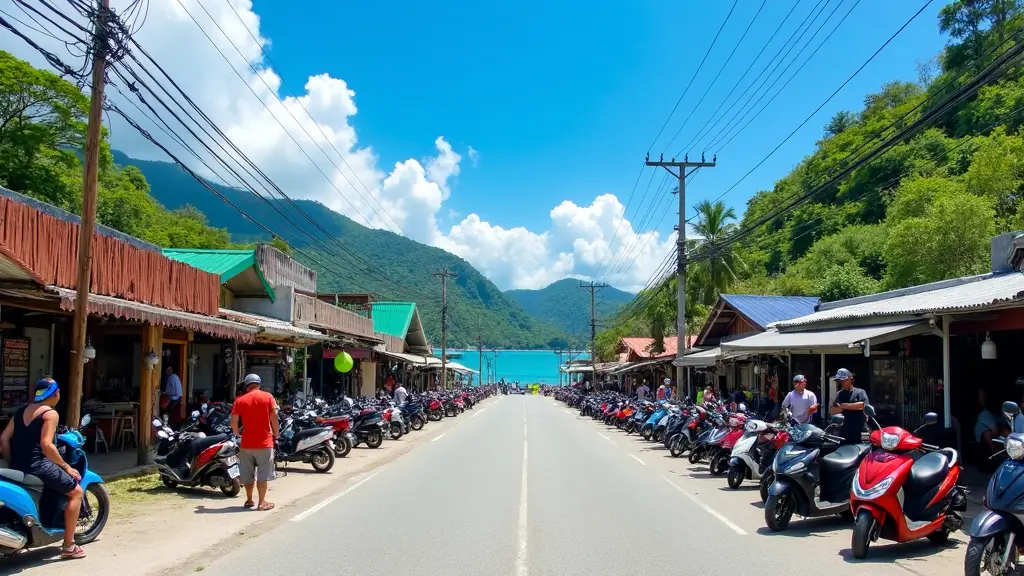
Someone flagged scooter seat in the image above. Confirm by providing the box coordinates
[820,443,871,475]
[908,450,953,490]
[190,434,229,456]
[0,468,43,487]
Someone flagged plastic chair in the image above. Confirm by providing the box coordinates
[93,427,109,454]
[117,413,137,449]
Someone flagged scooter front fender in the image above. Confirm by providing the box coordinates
[969,509,1024,539]
[728,456,744,469]
[852,501,886,525]
[80,469,104,490]
[768,477,793,498]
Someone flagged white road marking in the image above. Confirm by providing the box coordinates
[563,410,574,415]
[629,454,647,466]
[432,432,447,442]
[515,435,529,576]
[290,469,382,522]
[597,433,616,446]
[472,407,488,418]
[662,476,747,535]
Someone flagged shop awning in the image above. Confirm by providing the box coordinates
[613,357,671,374]
[719,321,929,354]
[379,350,430,366]
[218,308,326,344]
[445,361,479,375]
[51,287,257,343]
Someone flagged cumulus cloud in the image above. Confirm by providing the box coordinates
[0,0,671,292]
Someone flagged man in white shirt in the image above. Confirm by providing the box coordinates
[164,366,183,423]
[394,382,408,405]
[782,374,819,424]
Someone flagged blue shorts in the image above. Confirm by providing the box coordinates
[28,460,78,494]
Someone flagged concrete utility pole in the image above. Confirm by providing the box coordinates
[434,267,458,389]
[553,348,565,386]
[645,153,715,399]
[477,324,483,388]
[578,282,608,388]
[68,0,111,427]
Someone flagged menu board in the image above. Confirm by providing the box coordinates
[1,338,30,408]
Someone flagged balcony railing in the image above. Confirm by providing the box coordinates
[293,293,375,339]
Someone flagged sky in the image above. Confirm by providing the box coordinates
[0,0,948,293]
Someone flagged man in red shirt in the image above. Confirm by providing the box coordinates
[230,374,280,511]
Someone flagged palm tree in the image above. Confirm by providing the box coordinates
[690,199,744,304]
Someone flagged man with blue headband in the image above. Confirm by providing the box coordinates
[0,378,86,559]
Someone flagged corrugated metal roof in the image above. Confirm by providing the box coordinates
[773,272,1024,328]
[721,322,927,353]
[162,249,257,280]
[371,302,416,338]
[219,308,325,341]
[719,294,821,329]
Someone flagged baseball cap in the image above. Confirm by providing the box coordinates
[834,368,853,380]
[663,378,671,385]
[793,374,806,383]
[243,373,262,387]
[34,378,59,402]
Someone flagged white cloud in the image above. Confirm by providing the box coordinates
[0,0,671,292]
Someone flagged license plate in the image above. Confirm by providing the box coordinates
[225,455,239,466]
[227,464,240,479]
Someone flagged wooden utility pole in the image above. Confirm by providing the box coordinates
[434,268,458,389]
[476,326,483,388]
[645,153,715,399]
[578,282,608,388]
[68,0,111,427]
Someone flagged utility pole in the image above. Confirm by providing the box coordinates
[68,0,111,427]
[476,323,483,388]
[553,348,565,386]
[578,282,608,389]
[645,153,716,399]
[434,267,458,389]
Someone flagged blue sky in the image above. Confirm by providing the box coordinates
[253,0,946,235]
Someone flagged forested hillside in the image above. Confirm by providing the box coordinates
[506,279,633,335]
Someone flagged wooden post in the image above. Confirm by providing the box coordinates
[67,0,110,427]
[138,323,157,465]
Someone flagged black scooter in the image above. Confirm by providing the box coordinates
[764,413,871,531]
[350,406,386,448]
[275,411,336,473]
[965,401,1023,576]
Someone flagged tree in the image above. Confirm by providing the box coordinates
[690,199,744,304]
[825,111,856,137]
[817,264,879,302]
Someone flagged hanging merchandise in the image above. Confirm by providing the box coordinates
[334,351,354,373]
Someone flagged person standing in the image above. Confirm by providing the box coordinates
[394,380,408,404]
[164,365,183,423]
[781,375,819,424]
[656,378,669,401]
[230,374,280,511]
[636,380,650,402]
[0,379,86,559]
[831,368,869,445]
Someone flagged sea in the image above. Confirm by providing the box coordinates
[432,349,590,385]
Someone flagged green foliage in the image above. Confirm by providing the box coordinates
[505,279,632,336]
[817,264,879,302]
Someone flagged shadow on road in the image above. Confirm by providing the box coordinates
[837,538,962,565]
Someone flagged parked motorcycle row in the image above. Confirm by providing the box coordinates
[556,389,1019,575]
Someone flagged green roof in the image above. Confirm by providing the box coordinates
[162,249,275,302]
[372,302,416,338]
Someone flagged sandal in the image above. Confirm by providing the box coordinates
[243,500,255,508]
[61,544,86,560]
[256,501,275,512]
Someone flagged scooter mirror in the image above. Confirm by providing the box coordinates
[191,410,200,420]
[80,414,92,428]
[1003,401,1020,418]
[863,404,876,418]
[923,412,940,426]
[738,403,747,412]
[156,430,169,440]
[152,418,163,428]
[830,413,846,427]
[200,403,208,415]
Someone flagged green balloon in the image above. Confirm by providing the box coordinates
[333,351,354,373]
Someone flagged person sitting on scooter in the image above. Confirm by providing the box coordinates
[0,378,86,559]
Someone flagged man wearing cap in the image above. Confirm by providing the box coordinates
[782,375,819,424]
[656,378,669,401]
[230,374,280,511]
[831,368,869,445]
[0,378,86,558]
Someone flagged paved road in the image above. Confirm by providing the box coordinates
[187,396,964,576]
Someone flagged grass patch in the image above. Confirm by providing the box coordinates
[105,473,168,505]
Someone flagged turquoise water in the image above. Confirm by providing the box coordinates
[432,349,590,385]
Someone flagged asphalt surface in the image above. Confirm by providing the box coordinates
[191,396,964,576]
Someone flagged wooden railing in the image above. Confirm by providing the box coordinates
[382,334,406,353]
[293,293,375,338]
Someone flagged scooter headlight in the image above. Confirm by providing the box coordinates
[784,461,806,474]
[852,470,894,500]
[1007,436,1024,460]
[880,432,900,451]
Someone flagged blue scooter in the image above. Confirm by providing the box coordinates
[0,414,109,556]
[640,401,669,441]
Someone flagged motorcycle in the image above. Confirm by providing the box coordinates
[850,406,966,559]
[764,413,870,531]
[709,408,748,476]
[276,411,336,473]
[640,402,670,441]
[965,401,1024,576]
[0,415,109,556]
[383,405,405,440]
[351,405,386,449]
[152,408,241,496]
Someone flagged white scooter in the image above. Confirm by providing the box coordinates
[727,418,777,489]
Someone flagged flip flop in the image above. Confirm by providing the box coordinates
[243,500,255,508]
[60,544,86,560]
[257,502,275,512]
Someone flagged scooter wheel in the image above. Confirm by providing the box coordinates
[221,478,241,497]
[333,435,353,458]
[75,483,110,545]
[765,493,794,532]
[366,429,384,449]
[709,452,728,476]
[688,448,703,465]
[410,415,425,431]
[760,472,772,504]
[851,510,876,558]
[311,446,335,473]
[389,422,404,440]
[727,464,744,489]
[162,477,178,489]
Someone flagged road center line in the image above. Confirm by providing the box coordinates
[629,454,647,466]
[515,438,529,576]
[290,469,383,522]
[662,476,747,535]
[432,432,447,442]
[597,433,616,446]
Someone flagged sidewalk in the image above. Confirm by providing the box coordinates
[0,399,491,576]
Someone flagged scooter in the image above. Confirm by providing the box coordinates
[640,402,670,441]
[727,418,772,489]
[850,406,966,559]
[0,415,109,556]
[764,413,870,531]
[275,411,336,473]
[152,408,241,496]
[965,401,1024,576]
[350,406,386,448]
[710,409,748,476]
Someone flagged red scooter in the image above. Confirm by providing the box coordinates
[709,410,748,476]
[849,407,967,558]
[152,410,240,496]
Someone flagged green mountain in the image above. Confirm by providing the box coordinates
[505,279,633,336]
[110,150,563,349]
